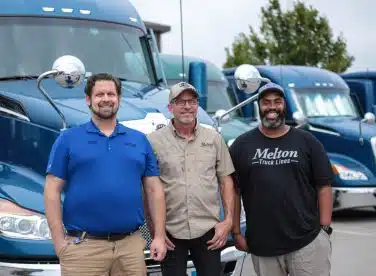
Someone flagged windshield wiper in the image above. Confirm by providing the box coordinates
[114,76,145,98]
[141,78,166,93]
[0,75,39,81]
[115,77,127,82]
[157,78,168,87]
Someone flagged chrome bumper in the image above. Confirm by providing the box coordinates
[0,262,61,276]
[333,187,376,210]
[0,246,245,275]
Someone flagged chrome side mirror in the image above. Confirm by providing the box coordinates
[234,64,270,94]
[215,65,271,131]
[363,112,375,124]
[37,55,86,130]
[52,55,86,88]
[293,111,308,127]
[213,109,231,124]
[358,112,375,145]
[359,112,375,145]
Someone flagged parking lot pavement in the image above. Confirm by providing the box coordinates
[331,208,376,276]
[233,208,376,276]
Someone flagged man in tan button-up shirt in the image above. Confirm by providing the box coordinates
[147,82,235,276]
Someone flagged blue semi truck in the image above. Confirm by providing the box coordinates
[222,65,376,211]
[0,1,245,275]
[340,71,376,116]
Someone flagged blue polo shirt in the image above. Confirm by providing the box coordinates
[46,120,159,234]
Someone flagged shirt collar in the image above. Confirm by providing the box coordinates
[86,119,127,136]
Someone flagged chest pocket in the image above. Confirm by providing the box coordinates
[158,151,184,178]
[195,145,217,174]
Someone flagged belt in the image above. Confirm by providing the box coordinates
[66,230,136,241]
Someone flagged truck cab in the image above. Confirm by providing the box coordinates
[158,54,254,146]
[340,71,376,116]
[223,65,376,211]
[0,1,244,275]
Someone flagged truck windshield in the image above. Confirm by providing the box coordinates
[293,88,359,118]
[0,17,156,85]
[206,81,234,114]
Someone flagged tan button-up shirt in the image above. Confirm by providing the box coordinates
[147,122,235,239]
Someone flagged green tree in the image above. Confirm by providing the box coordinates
[224,0,354,73]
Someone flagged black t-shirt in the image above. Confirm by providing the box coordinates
[229,127,333,257]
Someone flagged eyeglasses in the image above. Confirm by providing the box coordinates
[172,98,199,107]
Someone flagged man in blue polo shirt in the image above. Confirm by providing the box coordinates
[44,73,166,276]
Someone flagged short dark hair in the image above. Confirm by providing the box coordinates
[85,73,121,97]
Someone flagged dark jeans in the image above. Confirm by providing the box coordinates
[161,228,221,276]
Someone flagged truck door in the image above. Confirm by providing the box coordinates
[225,76,255,118]
[345,79,375,115]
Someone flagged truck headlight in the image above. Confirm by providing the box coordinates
[332,164,368,181]
[0,199,51,240]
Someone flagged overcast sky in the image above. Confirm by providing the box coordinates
[130,0,376,72]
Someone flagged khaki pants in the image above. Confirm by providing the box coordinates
[251,229,332,276]
[58,231,147,276]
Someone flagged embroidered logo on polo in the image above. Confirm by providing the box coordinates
[251,147,299,166]
[124,142,136,148]
[201,142,214,148]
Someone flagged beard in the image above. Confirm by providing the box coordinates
[260,108,286,129]
[89,102,119,119]
[177,116,195,124]
[175,112,196,124]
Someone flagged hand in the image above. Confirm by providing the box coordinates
[207,220,232,250]
[166,235,175,251]
[150,236,167,261]
[233,233,248,252]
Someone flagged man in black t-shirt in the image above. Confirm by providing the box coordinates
[229,82,333,276]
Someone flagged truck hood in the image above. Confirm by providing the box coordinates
[220,117,254,143]
[0,79,214,130]
[0,79,163,130]
[309,117,376,140]
[0,162,47,213]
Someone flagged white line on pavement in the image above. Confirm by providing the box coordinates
[334,229,376,237]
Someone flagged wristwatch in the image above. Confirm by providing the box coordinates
[321,225,333,235]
